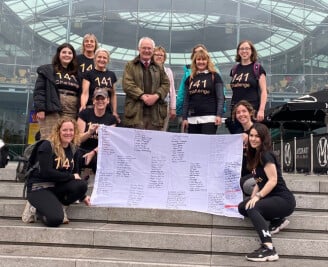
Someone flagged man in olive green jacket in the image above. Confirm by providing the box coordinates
[123,37,170,130]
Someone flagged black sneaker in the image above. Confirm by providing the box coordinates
[246,244,279,262]
[270,218,290,235]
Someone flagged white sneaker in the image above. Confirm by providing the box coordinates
[270,218,290,235]
[22,201,37,223]
[62,205,69,224]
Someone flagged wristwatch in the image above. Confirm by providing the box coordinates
[255,192,262,199]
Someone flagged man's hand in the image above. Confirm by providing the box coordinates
[142,94,160,106]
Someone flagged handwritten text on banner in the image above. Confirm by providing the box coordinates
[91,126,243,218]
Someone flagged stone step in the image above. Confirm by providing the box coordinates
[1,244,328,267]
[0,161,17,180]
[1,180,327,211]
[0,218,327,258]
[1,162,327,266]
[284,173,328,193]
[1,200,327,232]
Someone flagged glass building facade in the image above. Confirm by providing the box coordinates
[1,0,328,154]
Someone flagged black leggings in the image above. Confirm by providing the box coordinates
[188,123,217,134]
[27,180,88,227]
[238,195,296,243]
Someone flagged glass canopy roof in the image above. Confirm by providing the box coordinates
[4,0,328,65]
[118,12,221,31]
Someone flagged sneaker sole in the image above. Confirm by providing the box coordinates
[246,254,279,262]
[22,204,37,223]
[22,216,36,223]
[271,219,290,235]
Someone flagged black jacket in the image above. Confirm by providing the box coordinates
[33,64,61,113]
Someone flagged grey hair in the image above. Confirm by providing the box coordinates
[138,37,155,49]
[81,33,99,54]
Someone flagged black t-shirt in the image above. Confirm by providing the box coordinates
[78,108,117,150]
[55,69,80,94]
[241,128,251,177]
[84,69,117,106]
[77,54,94,79]
[230,63,266,110]
[253,151,294,199]
[28,140,78,188]
[183,72,222,118]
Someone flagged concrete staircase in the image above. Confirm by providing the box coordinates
[0,162,327,266]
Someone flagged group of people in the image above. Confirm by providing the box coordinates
[22,34,295,262]
[24,34,119,227]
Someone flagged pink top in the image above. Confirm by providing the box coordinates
[164,66,176,110]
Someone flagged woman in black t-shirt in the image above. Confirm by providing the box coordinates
[22,118,90,227]
[77,88,117,173]
[232,100,255,196]
[77,33,99,79]
[33,43,81,139]
[228,40,267,134]
[80,48,119,122]
[181,50,224,134]
[238,123,296,262]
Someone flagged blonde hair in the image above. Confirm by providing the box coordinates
[190,50,216,78]
[49,117,80,163]
[154,46,167,61]
[191,44,207,60]
[94,48,110,64]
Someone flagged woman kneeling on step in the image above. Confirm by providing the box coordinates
[22,117,91,227]
[238,123,296,262]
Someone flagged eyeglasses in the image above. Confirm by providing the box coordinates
[239,47,251,51]
[154,54,164,57]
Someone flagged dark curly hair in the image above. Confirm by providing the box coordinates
[232,100,255,122]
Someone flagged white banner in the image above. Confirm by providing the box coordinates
[91,126,244,218]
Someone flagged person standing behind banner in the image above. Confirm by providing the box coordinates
[238,123,295,262]
[77,33,99,78]
[228,40,267,134]
[33,43,81,139]
[177,44,227,130]
[176,44,207,119]
[80,48,120,122]
[153,46,176,131]
[181,50,224,134]
[77,88,117,174]
[232,100,255,196]
[122,37,170,130]
[22,117,90,227]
